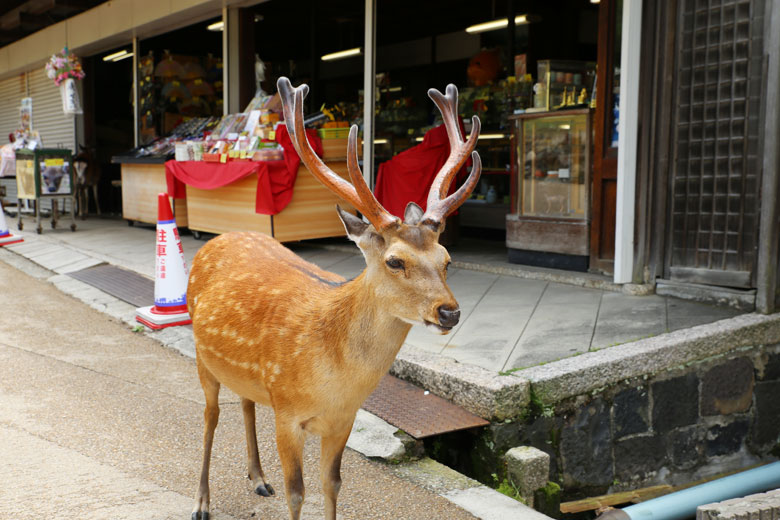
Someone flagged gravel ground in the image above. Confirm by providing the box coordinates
[0,259,476,520]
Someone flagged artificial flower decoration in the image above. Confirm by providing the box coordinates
[45,47,85,86]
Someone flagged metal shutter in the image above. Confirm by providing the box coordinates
[0,73,26,142]
[667,0,765,288]
[0,74,26,202]
[28,67,76,152]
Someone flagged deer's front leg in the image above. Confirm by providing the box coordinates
[193,362,220,520]
[275,418,306,520]
[241,398,274,497]
[320,424,352,520]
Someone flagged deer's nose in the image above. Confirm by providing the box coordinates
[437,305,460,328]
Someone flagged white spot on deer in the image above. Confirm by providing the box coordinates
[273,364,281,376]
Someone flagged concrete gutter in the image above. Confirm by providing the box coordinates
[389,311,780,417]
[518,312,780,406]
[391,345,530,420]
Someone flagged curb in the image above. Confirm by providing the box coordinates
[0,243,550,520]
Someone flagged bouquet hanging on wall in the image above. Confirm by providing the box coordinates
[46,47,84,115]
[45,47,85,85]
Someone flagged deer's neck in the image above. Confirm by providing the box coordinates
[325,271,411,374]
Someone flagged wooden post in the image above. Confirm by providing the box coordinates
[755,0,780,313]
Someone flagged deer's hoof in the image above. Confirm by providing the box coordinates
[192,512,209,520]
[254,482,275,497]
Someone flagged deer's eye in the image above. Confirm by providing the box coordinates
[386,257,405,270]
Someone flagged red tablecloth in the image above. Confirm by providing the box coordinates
[374,123,470,219]
[165,126,323,215]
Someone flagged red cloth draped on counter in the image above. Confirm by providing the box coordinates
[164,126,323,215]
[374,123,470,219]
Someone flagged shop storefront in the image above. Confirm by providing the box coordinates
[5,0,780,310]
[0,0,639,276]
[96,0,625,272]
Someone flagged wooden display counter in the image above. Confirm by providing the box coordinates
[119,161,188,227]
[185,159,355,242]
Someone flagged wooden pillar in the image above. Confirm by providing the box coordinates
[756,0,780,313]
[225,7,255,114]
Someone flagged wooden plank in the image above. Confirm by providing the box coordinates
[506,215,589,255]
[120,163,187,227]
[560,485,672,514]
[185,175,272,236]
[320,138,361,161]
[669,266,752,288]
[184,161,355,241]
[272,162,356,242]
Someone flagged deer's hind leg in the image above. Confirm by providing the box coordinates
[193,359,220,520]
[241,398,275,497]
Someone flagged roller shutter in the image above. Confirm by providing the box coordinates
[0,74,26,201]
[28,67,76,152]
[0,73,26,141]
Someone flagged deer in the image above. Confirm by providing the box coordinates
[187,76,481,520]
[72,145,101,220]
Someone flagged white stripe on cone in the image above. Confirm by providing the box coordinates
[153,219,189,309]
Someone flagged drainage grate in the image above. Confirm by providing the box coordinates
[68,264,154,308]
[363,374,489,439]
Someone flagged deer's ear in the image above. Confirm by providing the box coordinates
[336,205,369,240]
[404,202,424,225]
[337,206,385,251]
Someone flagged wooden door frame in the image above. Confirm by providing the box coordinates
[756,0,780,313]
[590,0,620,274]
[634,0,677,285]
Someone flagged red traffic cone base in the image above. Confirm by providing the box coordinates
[0,200,23,246]
[136,193,191,329]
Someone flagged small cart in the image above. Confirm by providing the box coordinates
[15,148,77,234]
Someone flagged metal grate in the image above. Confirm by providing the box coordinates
[68,264,154,308]
[669,0,764,286]
[363,374,489,439]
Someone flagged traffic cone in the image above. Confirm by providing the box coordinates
[136,193,191,329]
[0,199,23,246]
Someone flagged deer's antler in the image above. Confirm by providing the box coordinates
[277,77,399,232]
[421,84,482,230]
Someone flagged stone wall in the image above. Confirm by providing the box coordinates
[433,343,780,499]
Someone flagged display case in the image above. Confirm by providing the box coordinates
[536,60,596,111]
[506,109,592,270]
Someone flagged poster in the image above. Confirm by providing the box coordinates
[20,97,32,130]
[38,157,71,195]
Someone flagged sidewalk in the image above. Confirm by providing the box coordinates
[1,215,741,372]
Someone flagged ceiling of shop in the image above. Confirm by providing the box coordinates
[0,0,106,46]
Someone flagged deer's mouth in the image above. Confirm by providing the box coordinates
[424,320,453,334]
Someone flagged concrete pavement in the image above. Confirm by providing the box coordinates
[0,259,485,519]
[0,216,742,372]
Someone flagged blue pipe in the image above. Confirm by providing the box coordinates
[599,462,780,520]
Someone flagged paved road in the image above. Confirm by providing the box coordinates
[0,260,476,519]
